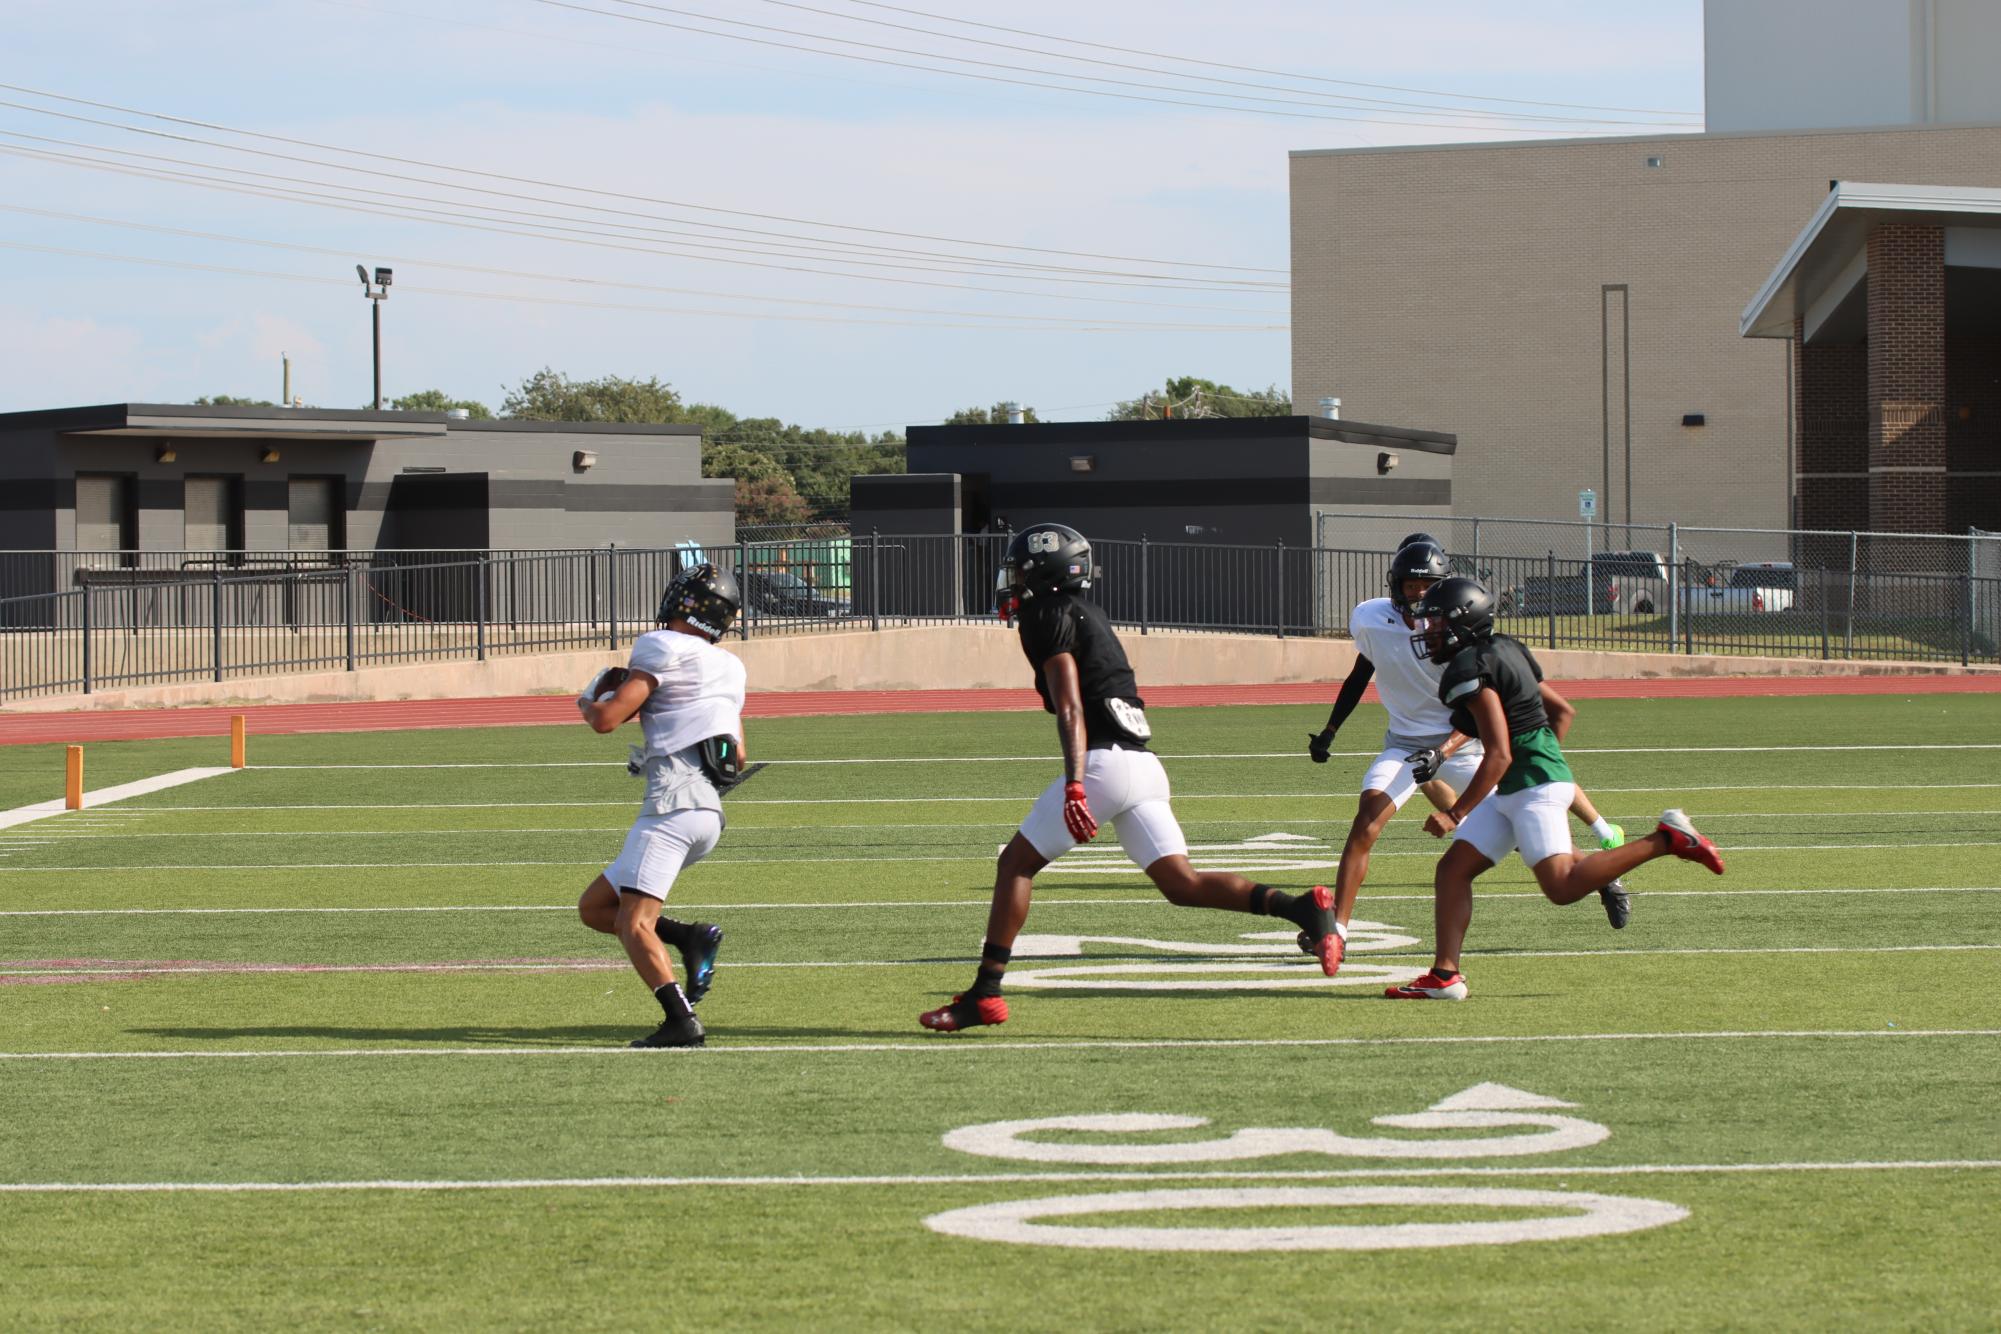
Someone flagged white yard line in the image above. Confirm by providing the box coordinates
[0,769,235,833]
[91,783,2001,813]
[20,810,2000,843]
[3,840,1995,873]
[2,942,1994,980]
[3,1027,1996,1062]
[2,885,1998,918]
[3,1158,1997,1195]
[248,744,2001,771]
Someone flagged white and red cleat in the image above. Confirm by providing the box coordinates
[1383,969,1468,1001]
[1657,809,1725,875]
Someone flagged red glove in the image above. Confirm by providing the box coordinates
[1062,780,1099,842]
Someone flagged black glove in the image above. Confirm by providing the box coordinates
[1307,729,1336,764]
[1405,747,1442,784]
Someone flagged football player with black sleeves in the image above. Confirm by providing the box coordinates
[1383,575,1726,1001]
[919,522,1341,1032]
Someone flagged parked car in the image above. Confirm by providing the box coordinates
[738,568,850,618]
[1680,561,1797,614]
[1591,550,1670,615]
[1517,550,1670,617]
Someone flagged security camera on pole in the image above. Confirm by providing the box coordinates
[356,264,392,410]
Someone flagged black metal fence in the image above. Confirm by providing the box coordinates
[3,533,1996,701]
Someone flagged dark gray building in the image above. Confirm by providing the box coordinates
[849,415,1456,630]
[0,402,733,593]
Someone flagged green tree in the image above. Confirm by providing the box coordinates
[1109,376,1290,421]
[383,389,493,418]
[500,368,684,422]
[943,402,1040,425]
[193,394,277,408]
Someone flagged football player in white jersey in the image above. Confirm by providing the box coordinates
[1307,539,1631,973]
[574,563,746,1049]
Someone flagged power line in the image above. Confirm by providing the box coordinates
[0,138,1288,309]
[746,0,1699,127]
[0,106,1282,290]
[839,0,1704,119]
[0,237,1284,333]
[540,0,1680,134]
[0,202,1283,327]
[0,82,1287,275]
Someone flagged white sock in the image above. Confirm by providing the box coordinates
[1589,817,1615,840]
[1333,920,1349,941]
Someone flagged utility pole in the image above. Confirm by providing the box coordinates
[356,264,393,409]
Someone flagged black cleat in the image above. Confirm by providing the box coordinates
[629,1014,705,1049]
[658,921,723,1004]
[1599,878,1632,930]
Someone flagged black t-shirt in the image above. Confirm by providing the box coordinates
[1016,594,1151,749]
[1437,632,1549,738]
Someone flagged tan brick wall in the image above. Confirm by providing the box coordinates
[1290,124,2001,530]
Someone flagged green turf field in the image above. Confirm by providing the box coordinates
[2,694,1998,1330]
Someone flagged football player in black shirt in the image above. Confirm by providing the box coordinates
[919,522,1341,1032]
[1384,576,1726,1001]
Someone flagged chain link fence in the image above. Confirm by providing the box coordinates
[1318,512,2000,665]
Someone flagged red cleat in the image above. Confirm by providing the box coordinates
[919,994,1009,1032]
[1657,809,1725,875]
[1307,885,1345,977]
[1292,890,1345,975]
[1383,970,1468,1001]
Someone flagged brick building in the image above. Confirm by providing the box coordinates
[1742,183,2001,534]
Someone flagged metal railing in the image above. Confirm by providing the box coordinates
[4,526,1997,701]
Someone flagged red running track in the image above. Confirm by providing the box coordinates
[3,673,1998,746]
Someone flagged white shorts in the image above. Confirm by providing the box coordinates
[603,808,724,901]
[1019,745,1189,870]
[1455,781,1577,869]
[1362,742,1485,810]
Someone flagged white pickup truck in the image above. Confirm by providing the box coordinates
[1680,561,1798,614]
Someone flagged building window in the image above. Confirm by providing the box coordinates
[75,473,136,562]
[184,475,243,557]
[287,476,345,553]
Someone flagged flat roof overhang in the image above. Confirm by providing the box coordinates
[1,402,449,442]
[1741,181,2001,340]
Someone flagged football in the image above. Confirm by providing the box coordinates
[591,666,630,701]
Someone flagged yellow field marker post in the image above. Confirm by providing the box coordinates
[230,714,246,769]
[65,746,84,810]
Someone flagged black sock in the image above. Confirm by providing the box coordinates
[653,981,694,1022]
[967,965,1006,1001]
[1254,884,1310,926]
[654,917,695,950]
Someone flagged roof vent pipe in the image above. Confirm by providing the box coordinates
[1318,395,1341,420]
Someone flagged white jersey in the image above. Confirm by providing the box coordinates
[1348,596,1454,743]
[627,628,747,758]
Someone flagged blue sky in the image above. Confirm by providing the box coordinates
[1,0,1702,427]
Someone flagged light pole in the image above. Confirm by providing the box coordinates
[356,264,392,409]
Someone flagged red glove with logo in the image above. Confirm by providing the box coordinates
[1062,780,1099,842]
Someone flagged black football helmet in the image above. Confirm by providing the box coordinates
[995,522,1092,614]
[1387,539,1450,611]
[657,562,742,642]
[1400,532,1439,550]
[1409,575,1495,661]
